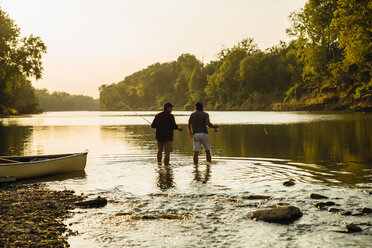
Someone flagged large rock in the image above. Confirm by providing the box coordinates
[309,193,328,199]
[250,206,303,224]
[75,196,107,208]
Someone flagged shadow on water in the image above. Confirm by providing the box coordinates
[18,171,87,184]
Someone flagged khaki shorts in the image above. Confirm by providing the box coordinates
[193,133,211,152]
[157,140,173,153]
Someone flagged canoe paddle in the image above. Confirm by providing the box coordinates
[0,157,20,163]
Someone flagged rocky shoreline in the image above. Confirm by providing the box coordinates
[0,183,83,247]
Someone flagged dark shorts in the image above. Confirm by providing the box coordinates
[157,140,173,153]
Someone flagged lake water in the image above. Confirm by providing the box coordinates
[1,111,371,247]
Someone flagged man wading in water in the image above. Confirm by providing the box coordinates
[151,102,183,165]
[188,102,218,164]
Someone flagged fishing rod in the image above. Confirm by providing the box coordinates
[120,101,152,125]
[212,124,269,134]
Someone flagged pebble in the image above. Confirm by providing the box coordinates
[363,190,372,195]
[283,180,295,186]
[75,196,108,208]
[243,195,271,200]
[314,201,336,209]
[328,208,343,213]
[340,211,352,216]
[361,207,372,214]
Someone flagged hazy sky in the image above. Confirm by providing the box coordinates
[1,0,307,98]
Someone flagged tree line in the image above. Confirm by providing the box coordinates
[100,0,371,111]
[36,89,98,111]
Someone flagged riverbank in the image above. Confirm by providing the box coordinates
[0,183,83,247]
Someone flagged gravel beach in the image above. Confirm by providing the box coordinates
[0,184,83,247]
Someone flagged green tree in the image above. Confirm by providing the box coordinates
[0,7,46,114]
[188,64,207,105]
[287,0,339,81]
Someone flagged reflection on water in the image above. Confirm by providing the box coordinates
[1,111,372,247]
[157,165,175,190]
[193,164,211,184]
[0,125,32,156]
[0,112,371,185]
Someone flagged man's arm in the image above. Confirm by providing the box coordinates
[206,119,219,131]
[151,116,156,128]
[188,123,193,138]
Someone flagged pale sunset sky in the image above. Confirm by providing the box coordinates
[0,0,307,98]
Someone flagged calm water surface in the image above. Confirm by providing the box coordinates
[1,111,371,247]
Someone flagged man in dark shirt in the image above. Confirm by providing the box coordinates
[188,102,218,164]
[151,102,183,165]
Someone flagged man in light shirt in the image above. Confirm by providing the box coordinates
[188,102,218,164]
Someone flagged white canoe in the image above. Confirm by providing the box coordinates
[0,152,87,180]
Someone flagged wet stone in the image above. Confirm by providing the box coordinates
[114,212,191,221]
[283,180,295,186]
[361,207,372,214]
[309,193,329,199]
[243,195,271,200]
[250,206,303,224]
[75,196,108,208]
[328,208,343,213]
[340,211,352,216]
[352,212,364,216]
[346,224,363,233]
[363,190,372,195]
[276,202,290,207]
[314,201,335,209]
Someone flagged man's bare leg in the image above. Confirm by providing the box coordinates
[206,150,211,163]
[157,151,162,164]
[193,151,199,164]
[164,152,170,165]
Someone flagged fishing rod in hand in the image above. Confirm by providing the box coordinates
[120,101,152,125]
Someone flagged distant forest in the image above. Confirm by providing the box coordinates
[100,0,371,111]
[36,89,98,111]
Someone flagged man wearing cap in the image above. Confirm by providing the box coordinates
[151,102,183,165]
[188,102,218,164]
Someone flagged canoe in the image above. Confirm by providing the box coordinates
[0,152,87,180]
